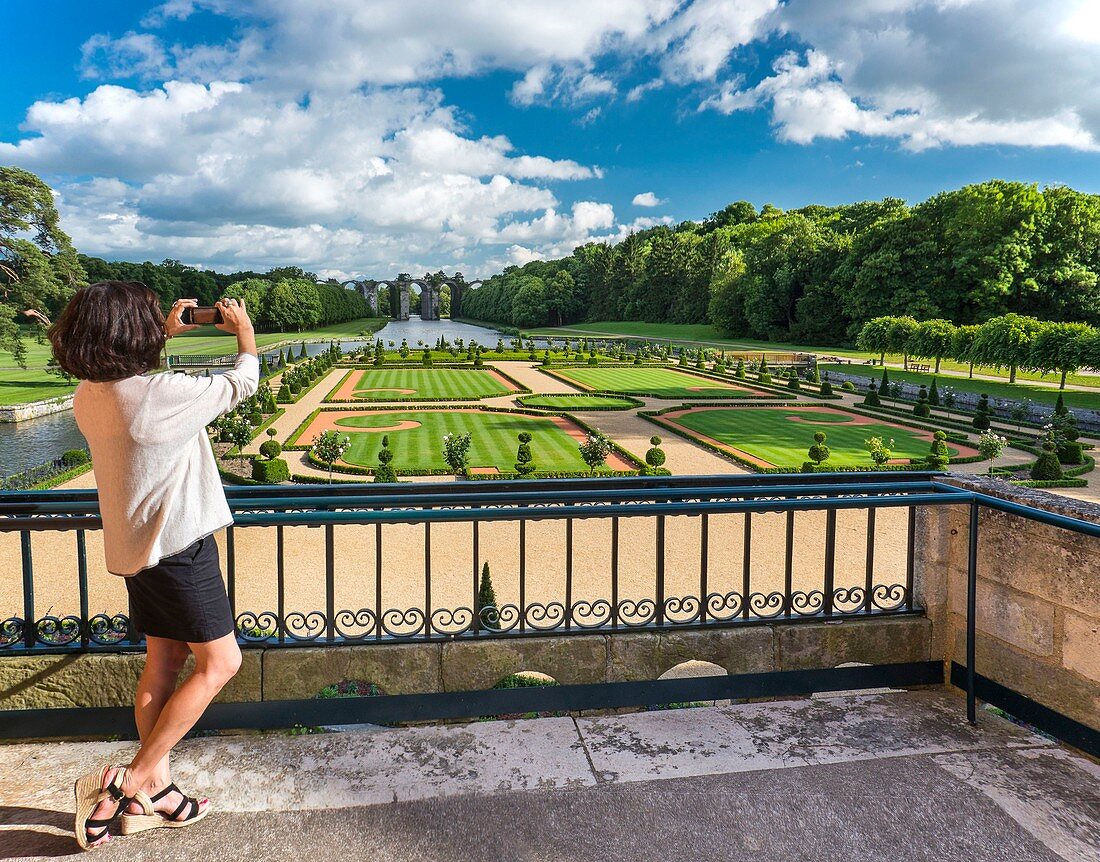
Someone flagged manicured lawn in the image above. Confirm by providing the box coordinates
[518,394,640,410]
[340,368,513,400]
[0,318,387,405]
[168,317,388,356]
[665,406,963,468]
[823,364,1100,412]
[328,410,608,472]
[527,322,1100,389]
[550,366,751,398]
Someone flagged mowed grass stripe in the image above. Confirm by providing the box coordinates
[352,368,511,400]
[333,410,599,472]
[552,366,744,398]
[669,407,960,467]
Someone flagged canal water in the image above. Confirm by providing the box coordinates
[0,317,517,477]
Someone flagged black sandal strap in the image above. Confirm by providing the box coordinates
[85,793,130,837]
[150,782,180,803]
[169,796,190,821]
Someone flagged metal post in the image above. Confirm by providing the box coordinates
[967,501,979,725]
[655,515,665,626]
[742,513,752,618]
[424,522,432,637]
[565,518,574,629]
[20,532,34,648]
[472,519,480,632]
[784,511,794,616]
[276,525,286,643]
[518,519,526,631]
[823,510,837,616]
[699,514,709,623]
[76,530,89,649]
[905,505,916,610]
[610,516,619,627]
[325,524,335,642]
[864,508,876,613]
[375,523,383,639]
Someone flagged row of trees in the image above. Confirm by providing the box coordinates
[461,181,1100,344]
[857,314,1100,387]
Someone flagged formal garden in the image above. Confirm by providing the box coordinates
[283,406,642,479]
[542,365,761,399]
[325,367,523,402]
[644,404,977,471]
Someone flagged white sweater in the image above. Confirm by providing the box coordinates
[73,353,259,575]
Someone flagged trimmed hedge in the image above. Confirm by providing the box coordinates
[28,462,94,490]
[252,457,290,483]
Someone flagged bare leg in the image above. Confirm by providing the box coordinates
[82,636,198,845]
[128,637,190,809]
[85,633,240,840]
[124,633,241,788]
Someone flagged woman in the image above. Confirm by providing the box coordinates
[48,281,259,849]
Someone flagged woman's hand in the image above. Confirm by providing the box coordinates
[215,297,254,335]
[165,299,200,338]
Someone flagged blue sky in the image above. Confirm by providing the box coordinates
[3,0,1100,279]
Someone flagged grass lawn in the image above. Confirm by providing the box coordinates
[823,364,1100,412]
[167,317,389,356]
[550,365,751,398]
[0,318,387,406]
[526,322,1100,389]
[518,394,640,410]
[666,406,962,468]
[335,368,514,400]
[328,410,611,473]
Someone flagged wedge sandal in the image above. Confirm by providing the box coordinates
[119,783,210,835]
[73,765,138,850]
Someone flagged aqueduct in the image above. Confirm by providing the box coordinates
[341,278,484,321]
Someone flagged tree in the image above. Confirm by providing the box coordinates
[807,431,830,466]
[222,415,254,466]
[578,431,612,473]
[951,325,980,378]
[886,316,919,370]
[909,319,957,372]
[645,435,667,471]
[375,434,397,483]
[1028,321,1094,389]
[311,430,351,483]
[0,167,86,364]
[514,432,535,476]
[477,562,499,630]
[1030,432,1063,480]
[865,436,894,467]
[856,317,897,365]
[970,313,1043,383]
[442,432,472,475]
[926,431,950,469]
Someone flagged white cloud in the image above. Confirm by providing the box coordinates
[700,0,1100,151]
[9,0,1100,278]
[632,192,665,207]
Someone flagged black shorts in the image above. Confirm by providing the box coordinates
[125,534,235,643]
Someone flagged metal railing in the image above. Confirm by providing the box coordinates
[3,472,1100,732]
[2,472,943,649]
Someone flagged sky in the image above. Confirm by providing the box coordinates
[3,0,1100,281]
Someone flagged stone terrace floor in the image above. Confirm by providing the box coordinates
[0,689,1097,861]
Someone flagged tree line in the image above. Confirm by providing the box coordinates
[0,166,376,362]
[461,180,1100,344]
[857,314,1100,387]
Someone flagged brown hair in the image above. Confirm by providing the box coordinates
[48,281,166,381]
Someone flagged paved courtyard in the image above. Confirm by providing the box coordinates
[1,689,1096,861]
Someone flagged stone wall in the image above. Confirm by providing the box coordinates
[0,394,74,423]
[914,476,1100,731]
[0,616,930,710]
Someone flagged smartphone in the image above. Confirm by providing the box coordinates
[181,306,224,326]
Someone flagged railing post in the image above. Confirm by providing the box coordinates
[864,508,876,614]
[76,530,89,649]
[375,523,383,640]
[655,515,665,626]
[967,500,979,725]
[20,531,34,648]
[784,511,794,616]
[741,513,752,618]
[823,509,837,616]
[424,522,432,638]
[610,516,619,628]
[565,517,574,629]
[472,518,480,633]
[698,513,708,623]
[905,505,916,610]
[276,525,286,643]
[325,524,335,642]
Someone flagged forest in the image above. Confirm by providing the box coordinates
[460,181,1100,346]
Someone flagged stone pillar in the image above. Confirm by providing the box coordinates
[398,284,410,320]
